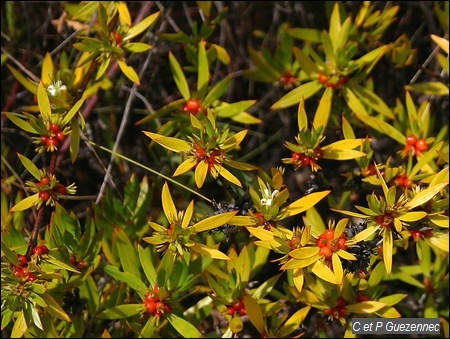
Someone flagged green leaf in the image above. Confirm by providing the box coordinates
[351,84,395,119]
[169,52,190,101]
[354,113,405,144]
[104,265,148,296]
[97,304,145,319]
[167,313,202,338]
[292,46,319,75]
[70,118,80,163]
[113,225,141,278]
[10,310,27,338]
[197,40,209,100]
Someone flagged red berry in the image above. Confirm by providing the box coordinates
[13,266,23,277]
[292,152,303,162]
[318,73,329,84]
[323,229,335,240]
[27,274,37,282]
[39,190,51,201]
[145,300,156,313]
[183,99,201,114]
[406,135,417,146]
[302,156,311,166]
[32,246,43,256]
[279,76,288,84]
[319,246,333,258]
[40,245,49,254]
[70,255,77,265]
[41,136,49,145]
[46,137,59,148]
[153,285,160,295]
[39,176,50,186]
[18,255,28,266]
[54,184,67,195]
[114,32,122,45]
[316,236,328,248]
[50,123,60,133]
[55,131,65,141]
[227,306,236,316]
[415,139,428,153]
[337,237,347,250]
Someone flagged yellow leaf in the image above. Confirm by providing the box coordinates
[398,211,427,222]
[353,225,379,242]
[431,34,449,54]
[143,131,191,152]
[193,211,237,233]
[289,247,320,259]
[311,260,338,284]
[405,182,449,210]
[190,242,230,260]
[383,229,393,275]
[292,268,305,293]
[147,221,166,232]
[346,301,388,314]
[428,213,449,227]
[336,249,357,261]
[117,60,140,85]
[227,215,255,226]
[38,82,52,121]
[279,305,311,338]
[162,182,177,223]
[246,227,275,241]
[427,233,449,252]
[281,255,319,270]
[182,200,194,229]
[218,165,243,187]
[194,160,208,188]
[322,149,367,160]
[229,315,244,334]
[117,2,131,26]
[10,193,40,212]
[41,52,55,86]
[375,306,402,318]
[283,190,331,217]
[331,252,344,284]
[173,157,197,176]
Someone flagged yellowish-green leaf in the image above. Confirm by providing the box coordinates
[378,294,407,306]
[173,157,197,177]
[229,315,244,334]
[289,247,320,259]
[404,82,449,96]
[41,52,55,86]
[161,182,177,223]
[193,211,238,233]
[42,292,72,322]
[405,182,449,210]
[428,213,449,228]
[243,293,264,333]
[292,268,305,294]
[6,64,38,94]
[194,160,208,188]
[98,304,144,319]
[322,148,366,160]
[313,87,333,130]
[398,211,427,222]
[311,260,338,284]
[355,113,405,144]
[342,86,370,116]
[346,301,388,314]
[336,249,357,261]
[353,225,379,242]
[352,84,395,119]
[17,153,41,180]
[117,60,140,85]
[283,190,331,217]
[281,255,320,270]
[218,165,243,187]
[271,81,322,109]
[431,34,449,54]
[279,305,311,338]
[197,40,209,100]
[117,1,131,25]
[181,200,194,229]
[331,252,344,284]
[167,312,202,338]
[292,46,319,75]
[375,306,402,318]
[227,215,255,226]
[123,42,152,53]
[62,97,85,125]
[230,111,262,125]
[143,131,191,152]
[10,193,40,212]
[123,11,160,42]
[169,52,190,101]
[246,227,274,241]
[38,82,52,121]
[223,159,258,171]
[383,228,393,275]
[211,43,231,65]
[190,242,230,260]
[11,310,27,338]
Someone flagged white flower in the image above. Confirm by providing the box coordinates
[47,80,67,96]
[260,187,279,207]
